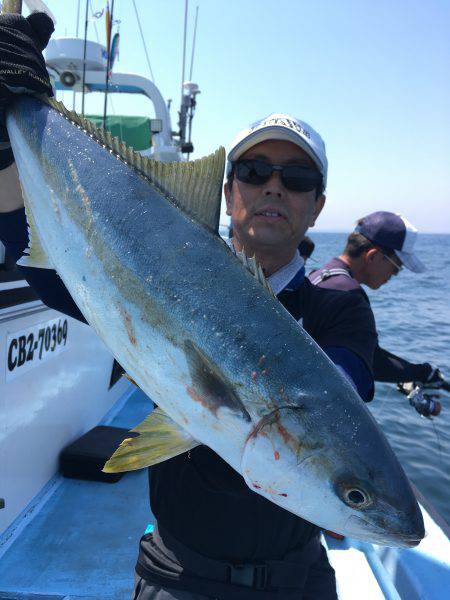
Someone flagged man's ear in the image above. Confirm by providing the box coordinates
[224,182,233,216]
[309,194,326,227]
[365,248,379,264]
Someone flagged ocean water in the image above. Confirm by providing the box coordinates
[308,232,450,524]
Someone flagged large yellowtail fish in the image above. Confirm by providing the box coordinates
[7,96,424,547]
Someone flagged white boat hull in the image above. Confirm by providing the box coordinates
[0,295,128,534]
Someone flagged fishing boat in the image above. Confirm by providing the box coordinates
[1,4,449,600]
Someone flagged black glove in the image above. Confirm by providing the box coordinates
[422,364,448,390]
[0,12,54,170]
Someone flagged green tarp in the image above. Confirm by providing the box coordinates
[85,115,152,151]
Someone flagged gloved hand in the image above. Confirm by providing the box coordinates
[422,364,449,390]
[0,12,54,169]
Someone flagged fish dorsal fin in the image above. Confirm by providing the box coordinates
[236,249,275,297]
[45,97,225,233]
[17,200,54,269]
[138,149,225,233]
[102,407,200,473]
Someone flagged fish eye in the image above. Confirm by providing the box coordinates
[344,487,371,509]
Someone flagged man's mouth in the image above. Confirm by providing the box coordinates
[254,209,286,221]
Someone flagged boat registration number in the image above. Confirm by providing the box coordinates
[5,317,69,381]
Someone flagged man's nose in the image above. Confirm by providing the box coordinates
[262,171,285,197]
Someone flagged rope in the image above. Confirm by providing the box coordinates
[132,0,155,83]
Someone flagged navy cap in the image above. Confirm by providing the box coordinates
[355,211,426,273]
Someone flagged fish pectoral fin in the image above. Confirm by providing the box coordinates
[102,407,200,473]
[17,201,55,269]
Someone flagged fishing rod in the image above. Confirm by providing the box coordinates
[102,0,115,130]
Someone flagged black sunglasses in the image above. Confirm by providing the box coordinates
[232,159,323,193]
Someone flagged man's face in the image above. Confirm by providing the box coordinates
[224,140,325,255]
[363,249,402,289]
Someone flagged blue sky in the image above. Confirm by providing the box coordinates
[45,1,450,232]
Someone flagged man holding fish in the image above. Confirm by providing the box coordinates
[0,12,424,600]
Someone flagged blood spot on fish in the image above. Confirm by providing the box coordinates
[274,451,280,460]
[251,371,258,381]
[118,305,137,346]
[258,355,266,366]
[277,423,296,447]
[253,484,261,489]
[279,493,288,497]
[187,386,209,409]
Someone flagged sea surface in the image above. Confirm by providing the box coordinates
[308,232,450,524]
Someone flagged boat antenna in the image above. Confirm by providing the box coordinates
[73,0,81,110]
[178,0,198,155]
[189,5,198,81]
[186,5,199,158]
[180,0,188,99]
[132,0,155,83]
[102,0,115,130]
[81,0,89,116]
[177,3,200,157]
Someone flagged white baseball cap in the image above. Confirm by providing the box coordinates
[227,113,328,188]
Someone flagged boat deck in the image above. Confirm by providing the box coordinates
[0,388,152,600]
[1,387,449,600]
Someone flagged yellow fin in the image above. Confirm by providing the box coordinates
[103,408,200,473]
[139,149,226,233]
[17,201,54,269]
[45,97,225,233]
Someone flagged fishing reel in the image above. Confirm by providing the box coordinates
[397,382,442,418]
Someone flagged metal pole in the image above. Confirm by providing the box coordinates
[75,0,81,36]
[81,0,89,116]
[1,1,22,13]
[102,0,114,130]
[181,0,188,92]
[178,0,189,146]
[73,0,82,110]
[189,6,199,81]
